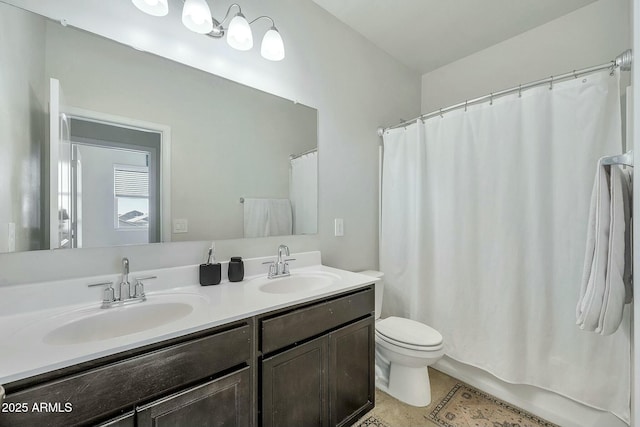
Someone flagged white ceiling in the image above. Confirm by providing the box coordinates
[311,0,598,75]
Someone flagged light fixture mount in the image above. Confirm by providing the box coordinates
[131,0,285,61]
[208,17,224,38]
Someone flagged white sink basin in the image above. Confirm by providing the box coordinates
[256,272,340,294]
[40,293,208,346]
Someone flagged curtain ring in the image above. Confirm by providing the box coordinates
[439,109,444,118]
[573,70,578,79]
[490,93,493,105]
[464,100,468,112]
[549,76,553,90]
[610,65,615,76]
[518,84,522,98]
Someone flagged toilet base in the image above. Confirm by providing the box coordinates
[382,363,432,407]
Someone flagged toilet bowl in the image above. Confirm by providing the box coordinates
[359,270,444,407]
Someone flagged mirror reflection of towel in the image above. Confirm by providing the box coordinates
[577,159,632,335]
[243,198,293,238]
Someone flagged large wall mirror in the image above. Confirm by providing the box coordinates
[0,1,318,254]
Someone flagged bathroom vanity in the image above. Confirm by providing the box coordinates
[0,252,376,427]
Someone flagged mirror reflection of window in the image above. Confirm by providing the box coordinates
[114,165,150,230]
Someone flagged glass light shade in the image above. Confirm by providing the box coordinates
[132,0,168,16]
[182,0,213,34]
[227,13,253,51]
[261,27,285,61]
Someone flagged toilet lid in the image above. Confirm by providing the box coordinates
[376,316,443,347]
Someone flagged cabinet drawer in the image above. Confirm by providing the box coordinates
[0,323,251,427]
[261,287,373,354]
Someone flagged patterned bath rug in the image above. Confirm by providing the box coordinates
[429,383,560,427]
[354,415,392,427]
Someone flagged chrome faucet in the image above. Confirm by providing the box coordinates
[120,257,131,300]
[263,244,296,279]
[88,257,156,308]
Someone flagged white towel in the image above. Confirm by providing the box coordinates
[243,198,292,238]
[265,199,294,236]
[576,158,632,335]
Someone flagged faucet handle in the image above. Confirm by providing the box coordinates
[88,281,115,305]
[262,261,277,278]
[135,275,157,281]
[88,280,114,288]
[283,258,296,274]
[134,276,156,299]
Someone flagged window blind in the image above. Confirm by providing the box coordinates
[114,167,149,198]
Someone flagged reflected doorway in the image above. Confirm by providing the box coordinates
[67,118,161,248]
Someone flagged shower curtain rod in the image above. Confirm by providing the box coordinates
[378,49,633,135]
[289,147,317,160]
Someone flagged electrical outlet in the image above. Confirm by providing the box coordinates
[334,218,344,237]
[173,218,188,233]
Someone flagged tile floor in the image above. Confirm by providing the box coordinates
[359,368,458,427]
[358,367,556,427]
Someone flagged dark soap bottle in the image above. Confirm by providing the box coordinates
[228,257,244,282]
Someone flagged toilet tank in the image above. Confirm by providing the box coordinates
[358,270,384,320]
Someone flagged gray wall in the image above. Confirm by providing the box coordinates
[0,3,46,252]
[421,0,631,113]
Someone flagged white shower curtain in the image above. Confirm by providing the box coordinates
[289,151,318,234]
[380,70,630,422]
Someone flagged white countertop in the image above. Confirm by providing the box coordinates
[0,251,378,385]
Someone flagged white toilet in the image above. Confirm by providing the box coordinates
[360,270,444,407]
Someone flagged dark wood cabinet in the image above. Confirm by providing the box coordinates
[0,321,252,427]
[260,287,375,427]
[137,367,251,427]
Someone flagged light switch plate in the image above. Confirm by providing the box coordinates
[334,218,344,237]
[173,218,188,233]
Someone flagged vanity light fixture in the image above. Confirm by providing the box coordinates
[182,0,213,33]
[132,0,169,17]
[131,0,285,61]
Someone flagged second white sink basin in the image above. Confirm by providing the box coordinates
[256,272,340,294]
[39,293,208,346]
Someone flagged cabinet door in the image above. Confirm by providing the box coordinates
[96,412,135,427]
[136,367,250,427]
[329,317,375,427]
[262,336,329,427]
